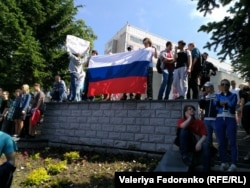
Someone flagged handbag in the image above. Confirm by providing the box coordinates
[31,109,41,126]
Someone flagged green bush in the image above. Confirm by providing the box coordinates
[46,160,68,175]
[22,167,50,186]
[30,152,40,160]
[63,151,80,161]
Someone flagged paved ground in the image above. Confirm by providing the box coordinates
[154,149,250,172]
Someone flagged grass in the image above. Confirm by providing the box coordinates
[0,147,160,188]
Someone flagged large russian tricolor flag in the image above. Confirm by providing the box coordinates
[88,49,151,96]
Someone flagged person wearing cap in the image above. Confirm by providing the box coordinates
[214,79,238,172]
[199,81,218,165]
[175,104,210,171]
[173,40,192,99]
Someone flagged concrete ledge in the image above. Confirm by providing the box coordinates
[41,100,199,153]
[48,141,163,158]
[15,138,48,149]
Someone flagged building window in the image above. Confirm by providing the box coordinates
[130,35,143,44]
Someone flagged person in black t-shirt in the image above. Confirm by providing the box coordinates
[199,52,218,89]
[173,40,192,99]
[187,43,202,99]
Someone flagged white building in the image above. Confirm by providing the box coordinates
[104,24,244,99]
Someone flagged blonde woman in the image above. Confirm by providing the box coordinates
[142,37,157,100]
[13,84,31,137]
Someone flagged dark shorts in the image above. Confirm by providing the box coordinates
[13,108,27,121]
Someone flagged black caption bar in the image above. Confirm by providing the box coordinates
[115,172,250,188]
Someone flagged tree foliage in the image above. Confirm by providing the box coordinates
[194,0,250,81]
[0,0,97,93]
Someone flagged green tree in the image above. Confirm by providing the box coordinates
[194,0,250,81]
[0,0,97,93]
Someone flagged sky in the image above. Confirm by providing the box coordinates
[74,0,231,61]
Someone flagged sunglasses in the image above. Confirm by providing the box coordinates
[221,83,230,86]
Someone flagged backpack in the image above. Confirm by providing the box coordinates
[156,58,163,74]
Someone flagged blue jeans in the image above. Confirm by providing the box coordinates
[69,73,77,101]
[179,128,210,171]
[75,74,85,102]
[75,83,83,102]
[204,119,216,146]
[158,69,174,100]
[214,117,238,164]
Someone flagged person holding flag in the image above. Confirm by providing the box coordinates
[87,48,152,97]
[142,37,158,100]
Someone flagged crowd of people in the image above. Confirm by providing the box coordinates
[0,83,45,139]
[1,79,248,173]
[48,38,219,102]
[157,40,219,101]
[1,37,249,176]
[0,84,45,187]
[175,78,250,172]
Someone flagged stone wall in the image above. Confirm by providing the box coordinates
[40,100,198,155]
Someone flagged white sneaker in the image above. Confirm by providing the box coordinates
[227,164,237,172]
[219,163,229,171]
